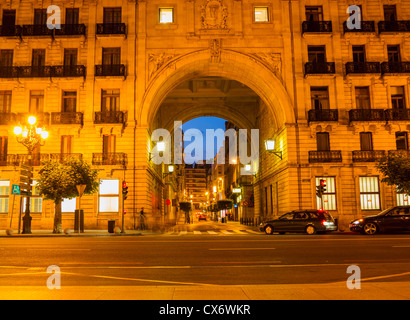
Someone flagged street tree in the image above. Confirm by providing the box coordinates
[376,152,410,195]
[37,158,99,233]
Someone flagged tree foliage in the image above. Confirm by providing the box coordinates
[376,152,410,195]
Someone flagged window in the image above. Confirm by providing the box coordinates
[395,132,408,150]
[159,8,174,23]
[315,177,336,210]
[32,49,45,67]
[305,6,323,21]
[0,180,9,213]
[29,90,44,113]
[383,5,397,21]
[103,135,116,156]
[22,180,42,213]
[308,46,326,63]
[62,198,76,213]
[316,132,330,151]
[311,87,329,110]
[391,86,405,109]
[0,136,8,163]
[101,89,120,112]
[359,177,380,210]
[254,7,269,22]
[62,91,77,113]
[99,179,119,213]
[352,45,366,63]
[34,9,47,25]
[388,45,401,63]
[396,189,409,206]
[2,10,16,26]
[64,49,78,67]
[360,132,373,151]
[103,7,122,24]
[0,49,13,67]
[65,8,79,24]
[0,91,12,113]
[102,48,121,66]
[61,135,73,154]
[355,86,370,109]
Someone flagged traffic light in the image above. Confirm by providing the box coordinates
[316,179,327,198]
[122,181,128,200]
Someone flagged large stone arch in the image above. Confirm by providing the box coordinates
[139,49,295,129]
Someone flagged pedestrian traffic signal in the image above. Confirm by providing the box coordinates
[122,181,128,200]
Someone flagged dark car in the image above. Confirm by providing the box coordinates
[259,209,337,235]
[349,206,410,235]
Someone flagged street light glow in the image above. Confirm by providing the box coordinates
[28,116,37,125]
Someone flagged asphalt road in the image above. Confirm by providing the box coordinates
[1,227,410,288]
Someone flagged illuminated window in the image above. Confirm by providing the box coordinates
[62,198,76,213]
[359,177,380,210]
[159,8,174,23]
[99,179,119,213]
[397,190,410,206]
[254,7,269,22]
[0,180,9,213]
[315,177,336,210]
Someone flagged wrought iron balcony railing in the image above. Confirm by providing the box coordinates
[92,153,127,166]
[302,21,332,33]
[95,64,126,77]
[51,112,83,125]
[352,150,386,162]
[96,23,126,35]
[378,20,410,33]
[18,112,50,126]
[94,111,126,124]
[388,149,410,156]
[384,109,410,121]
[349,109,386,122]
[381,62,410,74]
[343,21,376,33]
[0,65,86,78]
[22,24,53,36]
[54,24,86,36]
[52,65,86,78]
[0,112,17,125]
[345,62,381,74]
[309,150,342,163]
[304,62,335,75]
[19,66,54,78]
[308,109,338,122]
[6,154,50,166]
[49,153,83,163]
[0,25,22,37]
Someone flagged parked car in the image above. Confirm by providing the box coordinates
[259,209,337,235]
[198,214,207,221]
[349,206,410,235]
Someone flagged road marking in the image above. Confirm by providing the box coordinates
[221,230,232,234]
[233,230,246,234]
[207,231,218,235]
[209,248,275,251]
[392,246,410,248]
[193,231,202,235]
[179,231,187,235]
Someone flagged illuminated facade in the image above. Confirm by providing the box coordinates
[0,0,409,231]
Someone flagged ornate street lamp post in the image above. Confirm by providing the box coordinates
[14,116,49,234]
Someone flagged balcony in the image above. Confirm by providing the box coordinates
[0,25,22,37]
[92,153,127,166]
[52,65,86,78]
[388,149,410,157]
[302,21,332,33]
[352,150,386,162]
[304,62,335,75]
[96,23,126,35]
[54,24,86,36]
[49,153,83,163]
[94,111,126,124]
[0,112,17,125]
[308,150,342,163]
[18,66,54,78]
[22,24,53,36]
[378,20,410,33]
[51,112,83,125]
[5,154,51,166]
[343,21,376,33]
[18,113,50,126]
[345,62,381,75]
[95,64,126,77]
[384,109,410,121]
[381,62,410,74]
[308,109,338,122]
[349,109,386,122]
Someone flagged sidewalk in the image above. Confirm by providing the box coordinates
[0,229,144,237]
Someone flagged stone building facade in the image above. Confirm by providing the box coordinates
[0,0,409,231]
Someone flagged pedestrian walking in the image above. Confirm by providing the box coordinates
[139,207,146,230]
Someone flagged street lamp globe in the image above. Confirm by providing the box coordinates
[28,116,37,125]
[13,126,22,135]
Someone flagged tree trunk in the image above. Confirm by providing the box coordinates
[53,200,63,234]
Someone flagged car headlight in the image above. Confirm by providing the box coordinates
[352,219,364,225]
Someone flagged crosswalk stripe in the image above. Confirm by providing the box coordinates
[221,230,232,234]
[179,231,187,235]
[233,230,246,234]
[207,231,218,235]
[193,231,202,235]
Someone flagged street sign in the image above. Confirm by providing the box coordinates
[11,184,20,195]
[76,184,86,197]
[20,165,32,196]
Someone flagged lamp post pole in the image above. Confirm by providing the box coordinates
[14,116,49,234]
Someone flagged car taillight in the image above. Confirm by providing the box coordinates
[321,220,326,225]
